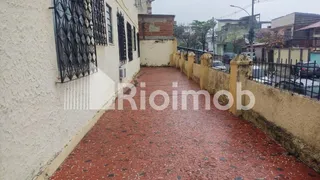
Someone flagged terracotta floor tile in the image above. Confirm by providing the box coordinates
[51,67,319,180]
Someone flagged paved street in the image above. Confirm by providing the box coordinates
[51,68,319,180]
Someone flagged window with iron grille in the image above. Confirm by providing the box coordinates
[117,12,127,62]
[106,3,113,44]
[137,33,140,57]
[92,0,108,45]
[127,22,133,61]
[133,27,137,51]
[53,0,98,83]
[315,28,320,35]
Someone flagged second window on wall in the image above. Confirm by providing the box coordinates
[106,3,113,44]
[133,27,137,51]
[127,22,133,61]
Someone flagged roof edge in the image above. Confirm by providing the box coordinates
[138,14,175,18]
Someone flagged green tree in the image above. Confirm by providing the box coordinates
[191,18,216,51]
[227,30,246,53]
[174,24,200,49]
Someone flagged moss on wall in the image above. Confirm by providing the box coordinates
[242,110,320,172]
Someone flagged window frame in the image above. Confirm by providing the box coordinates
[314,28,320,36]
[53,0,98,83]
[117,12,127,63]
[137,33,140,57]
[133,27,137,51]
[92,0,108,46]
[127,22,133,61]
[106,3,113,44]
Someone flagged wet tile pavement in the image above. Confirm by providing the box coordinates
[51,67,320,180]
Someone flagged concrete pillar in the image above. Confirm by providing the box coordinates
[199,53,212,90]
[187,52,195,79]
[229,55,252,116]
[170,39,178,66]
[170,53,175,67]
[179,52,186,72]
[175,51,180,68]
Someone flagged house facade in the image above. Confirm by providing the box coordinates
[215,19,245,55]
[138,14,176,66]
[215,16,263,55]
[271,12,320,47]
[0,0,141,179]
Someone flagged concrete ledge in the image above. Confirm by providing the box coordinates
[140,36,175,40]
[242,110,320,173]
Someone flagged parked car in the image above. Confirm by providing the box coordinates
[293,62,320,78]
[252,66,272,85]
[223,52,236,64]
[276,79,320,99]
[212,60,227,71]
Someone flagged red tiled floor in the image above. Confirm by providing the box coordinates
[51,67,319,180]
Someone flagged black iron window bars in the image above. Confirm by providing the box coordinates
[127,22,133,61]
[133,27,137,51]
[92,0,108,45]
[117,12,127,63]
[137,33,140,57]
[53,0,98,83]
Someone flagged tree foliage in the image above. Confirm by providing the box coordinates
[227,30,246,53]
[174,18,216,51]
[191,18,216,51]
[256,30,285,49]
[174,24,201,49]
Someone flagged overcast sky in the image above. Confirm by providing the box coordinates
[153,0,320,24]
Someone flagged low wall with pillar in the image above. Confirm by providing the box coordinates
[242,79,320,172]
[171,51,320,172]
[173,51,230,94]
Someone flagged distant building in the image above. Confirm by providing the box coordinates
[271,12,320,47]
[136,0,155,14]
[215,15,265,55]
[296,21,320,49]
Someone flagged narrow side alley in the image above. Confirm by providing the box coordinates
[51,67,319,180]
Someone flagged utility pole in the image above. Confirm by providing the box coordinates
[250,0,255,60]
[230,1,255,60]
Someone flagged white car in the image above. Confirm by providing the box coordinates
[212,61,227,71]
[276,79,320,99]
[252,66,271,85]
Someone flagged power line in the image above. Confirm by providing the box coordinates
[219,4,251,19]
[218,0,275,19]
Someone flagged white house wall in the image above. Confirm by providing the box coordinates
[0,0,140,179]
[271,13,295,28]
[140,40,174,66]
